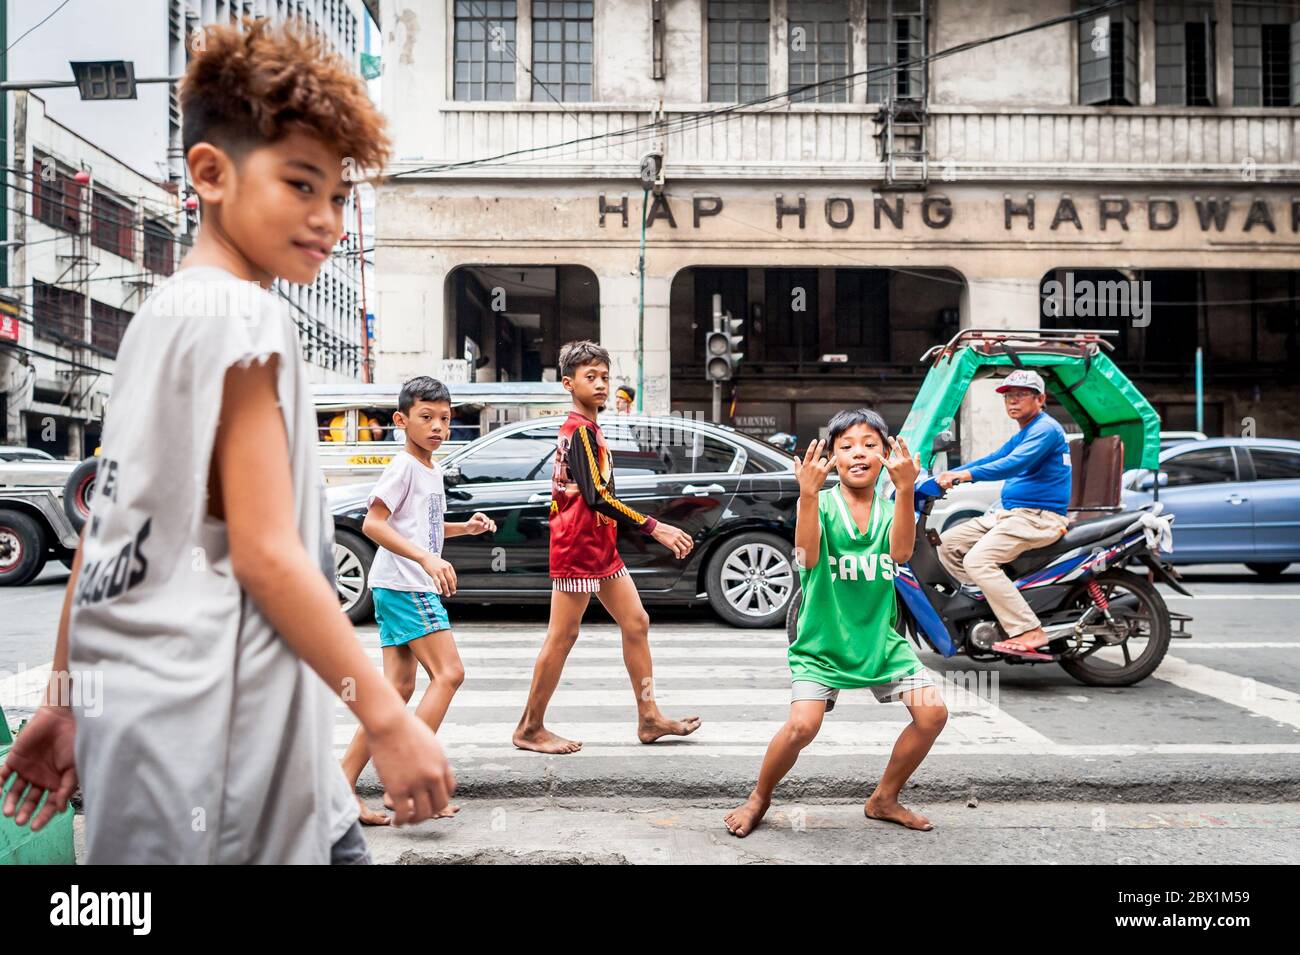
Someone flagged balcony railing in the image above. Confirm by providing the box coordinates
[396,102,1300,183]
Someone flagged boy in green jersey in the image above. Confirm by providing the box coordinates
[724,409,948,838]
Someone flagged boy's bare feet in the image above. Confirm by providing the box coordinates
[512,726,583,754]
[356,795,391,827]
[637,714,701,744]
[724,792,770,838]
[864,795,934,831]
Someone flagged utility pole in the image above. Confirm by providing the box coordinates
[1,0,9,289]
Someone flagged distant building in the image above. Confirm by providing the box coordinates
[375,0,1300,455]
[2,0,380,455]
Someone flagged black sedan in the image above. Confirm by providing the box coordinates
[329,414,802,628]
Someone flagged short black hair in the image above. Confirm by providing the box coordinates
[827,408,890,445]
[398,375,451,414]
[558,340,611,379]
[616,384,636,400]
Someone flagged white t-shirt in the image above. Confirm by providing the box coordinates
[68,266,357,863]
[367,450,447,592]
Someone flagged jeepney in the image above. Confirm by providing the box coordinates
[313,381,572,485]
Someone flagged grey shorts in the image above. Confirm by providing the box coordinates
[791,670,938,712]
[329,820,373,865]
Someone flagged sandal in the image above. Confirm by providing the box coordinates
[992,639,1055,661]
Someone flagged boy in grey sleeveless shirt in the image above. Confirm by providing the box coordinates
[0,21,455,863]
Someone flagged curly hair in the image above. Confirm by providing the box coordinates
[180,18,390,174]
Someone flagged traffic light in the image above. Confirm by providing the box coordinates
[705,294,744,382]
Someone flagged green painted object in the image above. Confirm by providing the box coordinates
[0,704,77,864]
[897,330,1162,476]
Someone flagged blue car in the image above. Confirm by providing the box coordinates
[1122,438,1300,578]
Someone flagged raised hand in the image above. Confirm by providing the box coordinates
[876,436,922,487]
[794,439,835,498]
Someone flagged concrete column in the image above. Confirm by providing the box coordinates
[849,0,868,105]
[1138,0,1156,105]
[373,259,447,384]
[957,275,1043,462]
[1214,0,1233,107]
[515,1,533,102]
[599,272,671,416]
[382,1,446,160]
[770,0,789,101]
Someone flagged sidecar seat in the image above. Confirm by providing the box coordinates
[1068,434,1125,521]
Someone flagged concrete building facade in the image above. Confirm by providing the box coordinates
[375,0,1300,455]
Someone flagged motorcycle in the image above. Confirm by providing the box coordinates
[785,327,1193,687]
[788,478,1190,686]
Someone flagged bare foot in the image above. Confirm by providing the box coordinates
[355,795,391,827]
[638,714,702,744]
[864,795,934,831]
[433,803,460,819]
[512,725,582,754]
[724,792,770,838]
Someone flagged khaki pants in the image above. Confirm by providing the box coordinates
[937,508,1069,638]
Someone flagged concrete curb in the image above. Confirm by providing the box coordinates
[355,753,1300,804]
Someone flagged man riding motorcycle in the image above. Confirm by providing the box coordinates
[934,369,1072,658]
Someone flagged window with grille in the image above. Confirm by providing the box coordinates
[34,281,86,345]
[1233,0,1300,107]
[867,0,925,102]
[1078,2,1139,105]
[31,153,82,233]
[92,191,135,260]
[144,220,175,276]
[91,299,133,355]
[531,1,593,102]
[789,1,850,103]
[1155,2,1216,105]
[453,1,517,101]
[707,1,769,102]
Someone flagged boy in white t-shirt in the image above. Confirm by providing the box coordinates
[340,376,496,825]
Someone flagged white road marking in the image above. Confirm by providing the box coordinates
[1153,655,1300,730]
[1166,594,1300,600]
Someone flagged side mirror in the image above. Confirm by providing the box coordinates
[1137,471,1168,492]
[931,430,957,454]
[443,465,464,487]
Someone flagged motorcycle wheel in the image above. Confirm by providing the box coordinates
[1057,569,1171,687]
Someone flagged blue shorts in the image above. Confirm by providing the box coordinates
[372,588,452,647]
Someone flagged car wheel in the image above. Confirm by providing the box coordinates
[62,457,99,532]
[1245,562,1290,579]
[334,529,375,624]
[941,510,983,533]
[706,531,796,628]
[0,509,48,586]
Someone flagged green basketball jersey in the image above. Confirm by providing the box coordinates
[789,484,923,688]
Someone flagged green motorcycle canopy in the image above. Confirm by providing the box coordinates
[898,331,1162,473]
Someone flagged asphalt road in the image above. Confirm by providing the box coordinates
[9,562,1299,864]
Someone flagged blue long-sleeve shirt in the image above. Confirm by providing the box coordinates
[965,412,1072,514]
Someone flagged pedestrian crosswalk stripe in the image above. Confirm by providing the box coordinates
[1153,655,1300,730]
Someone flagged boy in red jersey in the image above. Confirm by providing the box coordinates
[512,341,702,754]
